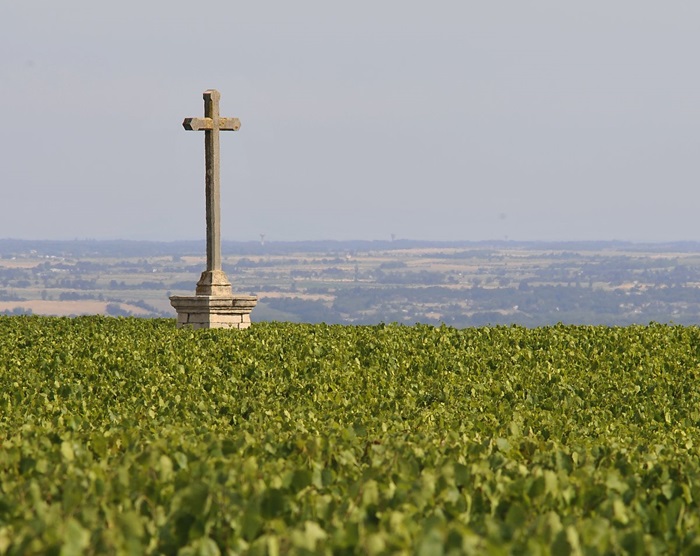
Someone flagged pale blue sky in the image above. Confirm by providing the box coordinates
[2,1,699,242]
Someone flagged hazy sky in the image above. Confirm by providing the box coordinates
[3,1,700,242]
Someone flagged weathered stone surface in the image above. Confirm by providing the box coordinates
[170,294,257,330]
[195,269,233,297]
[182,89,240,274]
[170,295,257,311]
[170,89,257,330]
[183,116,241,131]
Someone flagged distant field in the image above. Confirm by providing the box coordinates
[0,300,151,317]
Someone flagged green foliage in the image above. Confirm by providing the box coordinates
[2,316,700,553]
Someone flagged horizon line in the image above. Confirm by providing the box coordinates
[3,237,700,246]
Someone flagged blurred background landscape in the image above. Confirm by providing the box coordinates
[4,239,700,327]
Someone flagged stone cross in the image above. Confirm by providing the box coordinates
[183,89,240,296]
[170,89,257,328]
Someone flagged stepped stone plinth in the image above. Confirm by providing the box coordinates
[170,292,257,330]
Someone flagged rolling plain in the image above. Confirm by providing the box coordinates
[3,239,700,326]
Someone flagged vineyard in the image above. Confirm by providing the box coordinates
[2,317,700,554]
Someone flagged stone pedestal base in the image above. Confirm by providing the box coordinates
[170,295,257,329]
[195,270,233,297]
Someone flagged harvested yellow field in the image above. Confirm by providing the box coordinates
[0,300,150,317]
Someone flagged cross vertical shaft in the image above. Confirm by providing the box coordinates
[204,90,222,271]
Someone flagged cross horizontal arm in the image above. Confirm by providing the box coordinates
[183,117,241,131]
